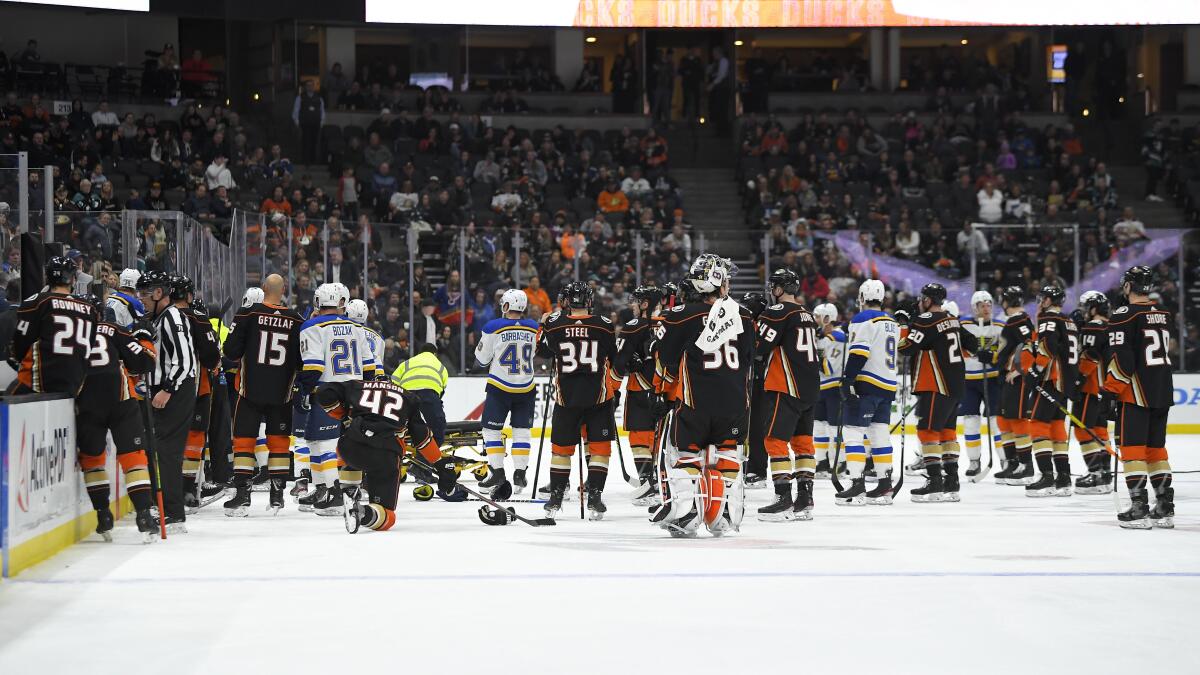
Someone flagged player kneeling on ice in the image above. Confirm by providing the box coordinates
[317,379,465,532]
[473,289,540,500]
[651,254,754,537]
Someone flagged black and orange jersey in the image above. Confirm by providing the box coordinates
[654,301,754,414]
[316,379,438,458]
[755,300,820,405]
[614,314,658,392]
[79,321,156,404]
[899,309,969,397]
[223,302,304,405]
[537,311,618,408]
[12,291,98,395]
[1104,302,1174,408]
[995,310,1034,376]
[180,305,222,372]
[1077,319,1108,396]
[1022,309,1078,396]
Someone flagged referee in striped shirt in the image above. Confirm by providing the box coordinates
[140,272,198,531]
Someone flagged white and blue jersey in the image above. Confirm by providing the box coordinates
[298,314,376,443]
[106,290,144,329]
[474,318,540,394]
[819,328,847,391]
[845,309,899,400]
[961,315,1005,382]
[358,324,387,380]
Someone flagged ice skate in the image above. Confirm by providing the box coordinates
[1150,487,1174,529]
[478,466,504,490]
[814,459,831,479]
[512,469,527,494]
[199,481,229,507]
[941,465,961,502]
[904,456,926,477]
[743,471,768,489]
[314,483,344,516]
[757,486,794,522]
[1075,471,1113,495]
[1052,473,1073,497]
[834,477,866,506]
[223,483,252,517]
[965,460,982,482]
[865,475,894,505]
[910,468,944,503]
[297,484,326,512]
[1007,461,1035,486]
[290,469,311,499]
[135,508,158,544]
[183,489,199,515]
[1025,473,1056,498]
[586,488,607,521]
[631,478,659,506]
[993,460,1017,485]
[539,483,572,501]
[267,478,285,515]
[864,467,879,483]
[793,479,814,521]
[1118,489,1153,530]
[544,486,566,518]
[95,508,114,542]
[251,465,270,492]
[164,516,188,534]
[653,506,699,538]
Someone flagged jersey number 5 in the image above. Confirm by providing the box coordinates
[257,331,289,366]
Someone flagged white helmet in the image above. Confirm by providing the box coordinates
[346,298,369,323]
[314,283,342,309]
[813,303,838,325]
[858,279,886,307]
[241,287,264,308]
[119,268,141,289]
[332,283,351,307]
[1079,290,1105,306]
[500,289,528,314]
[971,290,993,308]
[688,254,731,294]
[944,300,960,317]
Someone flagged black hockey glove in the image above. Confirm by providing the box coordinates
[1100,393,1121,423]
[840,380,859,407]
[893,309,911,327]
[433,456,459,493]
[626,351,645,373]
[650,394,674,419]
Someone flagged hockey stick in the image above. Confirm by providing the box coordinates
[974,327,997,482]
[610,396,640,488]
[578,438,586,520]
[830,322,851,492]
[1029,382,1121,512]
[887,399,918,434]
[409,454,557,527]
[892,367,908,495]
[467,497,548,504]
[529,380,553,496]
[137,380,168,540]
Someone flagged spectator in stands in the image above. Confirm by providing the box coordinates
[977,180,1003,223]
[523,275,552,316]
[651,49,675,126]
[1140,125,1166,202]
[621,165,652,203]
[895,219,920,258]
[679,46,704,123]
[181,50,216,97]
[1113,207,1149,248]
[183,183,215,221]
[364,131,392,169]
[212,185,233,221]
[574,60,601,93]
[611,54,638,114]
[663,223,692,259]
[956,221,989,261]
[268,143,294,178]
[261,185,292,218]
[1090,176,1118,211]
[326,246,358,287]
[292,79,325,164]
[1003,183,1032,222]
[474,150,501,187]
[412,298,441,348]
[204,153,236,190]
[324,62,350,106]
[597,180,629,214]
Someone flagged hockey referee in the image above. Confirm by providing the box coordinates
[391,344,448,444]
[139,272,198,533]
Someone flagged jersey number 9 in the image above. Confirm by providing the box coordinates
[499,342,534,375]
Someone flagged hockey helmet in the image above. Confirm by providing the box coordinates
[971,290,994,308]
[1038,285,1065,306]
[858,279,886,306]
[919,283,947,305]
[346,298,369,323]
[740,291,768,318]
[999,285,1023,308]
[44,255,77,287]
[1121,265,1155,295]
[314,283,342,309]
[660,282,681,308]
[813,302,839,325]
[118,268,141,289]
[500,288,528,314]
[332,283,351,307]
[1079,290,1110,317]
[242,287,265,308]
[168,274,195,302]
[137,270,170,292]
[72,292,104,314]
[560,281,593,311]
[190,297,210,317]
[632,285,664,310]
[768,268,801,295]
[943,300,959,317]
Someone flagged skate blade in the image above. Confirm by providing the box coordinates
[911,493,945,503]
[834,496,866,506]
[792,509,813,521]
[1151,517,1174,529]
[267,505,283,516]
[166,523,188,534]
[864,475,879,483]
[225,506,249,517]
[140,531,157,544]
[252,484,270,492]
[743,481,769,490]
[756,511,795,522]
[315,507,344,516]
[814,471,831,479]
[865,495,894,505]
[1052,488,1073,497]
[184,506,198,516]
[1075,486,1112,495]
[1119,518,1153,530]
[587,509,606,521]
[98,531,113,543]
[544,507,562,519]
[1025,489,1055,498]
[632,495,659,507]
[967,474,983,483]
[666,524,699,538]
[942,492,961,503]
[904,467,926,477]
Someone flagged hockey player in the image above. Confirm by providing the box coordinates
[222,274,303,516]
[1104,266,1175,529]
[739,291,769,488]
[177,281,224,510]
[346,299,387,380]
[12,256,97,396]
[754,269,821,521]
[651,255,754,535]
[297,283,378,515]
[837,280,900,505]
[474,289,540,499]
[959,291,1005,481]
[536,281,619,519]
[1019,285,1079,497]
[318,379,463,531]
[899,283,971,503]
[1073,290,1114,494]
[614,285,665,503]
[106,268,145,329]
[989,286,1036,486]
[812,302,846,479]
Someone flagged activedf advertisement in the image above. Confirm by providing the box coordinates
[367,0,1200,27]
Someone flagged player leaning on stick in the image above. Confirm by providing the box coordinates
[1019,286,1079,498]
[959,291,1004,481]
[752,268,821,521]
[74,290,160,542]
[474,289,540,499]
[614,285,666,504]
[898,283,972,503]
[1103,266,1175,529]
[1072,290,1114,494]
[836,279,900,506]
[989,286,1036,486]
[536,281,619,520]
[221,274,303,516]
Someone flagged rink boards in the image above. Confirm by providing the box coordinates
[0,394,131,578]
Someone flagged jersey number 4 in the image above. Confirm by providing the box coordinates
[359,388,403,421]
[52,315,93,356]
[499,343,534,375]
[559,340,599,373]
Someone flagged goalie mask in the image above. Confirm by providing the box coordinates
[687,253,733,295]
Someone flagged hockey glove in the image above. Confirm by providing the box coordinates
[650,394,674,420]
[1100,393,1121,423]
[977,347,994,365]
[433,456,460,493]
[626,351,645,373]
[840,380,859,407]
[893,309,911,327]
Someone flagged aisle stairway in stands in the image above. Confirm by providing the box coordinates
[670,165,760,295]
[1108,164,1186,228]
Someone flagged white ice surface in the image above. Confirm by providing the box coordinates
[2,436,1199,675]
